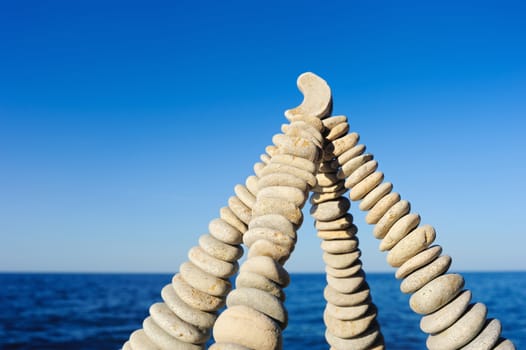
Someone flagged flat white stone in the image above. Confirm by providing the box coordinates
[315,213,353,230]
[199,234,243,262]
[337,154,374,179]
[324,284,370,307]
[209,218,243,245]
[257,185,306,208]
[326,122,349,141]
[149,303,209,344]
[265,145,278,157]
[311,180,344,193]
[240,256,290,287]
[228,196,252,225]
[325,301,370,321]
[234,184,256,209]
[161,284,217,329]
[172,273,225,312]
[130,329,162,350]
[253,162,266,178]
[243,227,295,251]
[213,305,282,350]
[188,246,238,279]
[272,134,318,162]
[379,212,420,250]
[321,238,358,254]
[324,305,376,338]
[350,171,384,201]
[252,197,303,225]
[143,316,203,350]
[359,181,393,211]
[271,153,316,173]
[316,172,340,187]
[344,160,378,189]
[235,271,284,301]
[387,225,436,267]
[317,226,358,240]
[227,287,287,328]
[260,153,271,165]
[325,325,379,350]
[327,271,365,294]
[400,255,451,293]
[493,339,516,350]
[365,192,401,224]
[179,261,231,297]
[420,290,472,334]
[334,144,366,168]
[372,200,410,239]
[410,274,464,315]
[220,206,247,235]
[247,239,291,264]
[310,187,348,205]
[257,173,308,192]
[325,260,362,278]
[310,197,350,222]
[282,122,322,148]
[260,162,316,187]
[324,132,359,160]
[396,244,442,279]
[322,115,347,129]
[426,303,487,350]
[461,318,501,350]
[249,214,295,240]
[323,250,361,269]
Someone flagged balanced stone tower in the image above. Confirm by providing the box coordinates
[122,72,516,350]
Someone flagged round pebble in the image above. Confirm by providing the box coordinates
[179,261,231,297]
[325,132,359,159]
[310,197,350,222]
[462,318,501,350]
[257,185,306,207]
[493,339,516,350]
[324,284,370,307]
[161,284,217,329]
[143,316,202,350]
[325,301,370,321]
[326,122,349,141]
[365,192,401,224]
[387,225,436,267]
[372,200,410,239]
[334,144,366,167]
[379,213,420,250]
[245,175,259,196]
[235,271,284,301]
[243,227,295,251]
[420,290,471,334]
[260,162,316,187]
[199,234,243,262]
[188,246,238,279]
[234,184,256,208]
[272,134,318,161]
[321,238,358,254]
[271,153,316,173]
[410,274,464,315]
[130,329,161,350]
[315,213,354,230]
[359,182,393,211]
[324,306,376,338]
[311,180,345,194]
[247,239,291,264]
[252,197,302,225]
[310,187,348,205]
[400,255,451,293]
[227,287,287,328]
[344,160,378,189]
[337,154,374,179]
[150,302,209,343]
[426,303,487,350]
[249,214,295,240]
[240,256,290,287]
[220,206,247,235]
[209,218,243,245]
[317,226,358,240]
[325,261,363,278]
[396,244,442,279]
[228,196,252,225]
[349,171,384,201]
[325,325,379,350]
[172,273,225,312]
[257,173,308,192]
[327,271,364,294]
[316,172,340,187]
[323,250,361,269]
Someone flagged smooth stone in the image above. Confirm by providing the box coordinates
[172,274,225,312]
[325,301,369,321]
[286,115,324,133]
[322,115,347,129]
[257,186,306,208]
[253,162,266,178]
[316,172,340,187]
[310,197,350,221]
[284,72,332,122]
[324,306,376,338]
[315,213,353,230]
[220,206,247,235]
[259,162,316,187]
[188,246,238,279]
[234,184,256,209]
[365,192,401,224]
[326,122,349,141]
[493,339,516,350]
[396,245,442,279]
[324,132,359,159]
[228,196,252,225]
[337,154,374,179]
[325,325,379,350]
[427,303,487,350]
[333,144,366,168]
[272,134,318,162]
[344,160,378,189]
[410,274,464,315]
[257,173,308,192]
[323,250,361,269]
[240,256,290,287]
[461,318,501,350]
[129,329,160,350]
[324,284,370,307]
[387,225,436,267]
[311,180,345,193]
[373,200,410,239]
[161,284,217,329]
[317,161,337,173]
[321,238,358,254]
[199,234,243,262]
[180,261,231,297]
[252,197,302,225]
[247,239,291,264]
[245,175,259,196]
[265,145,278,157]
[243,227,295,251]
[310,187,348,205]
[282,122,322,147]
[213,305,282,350]
[379,212,420,250]
[249,214,296,240]
[235,271,285,301]
[260,153,271,165]
[150,303,209,343]
[227,288,287,327]
[143,316,203,350]
[271,153,316,173]
[122,341,132,350]
[209,343,252,350]
[359,181,393,211]
[400,255,452,293]
[327,271,365,294]
[325,261,362,278]
[350,171,384,201]
[209,218,243,245]
[421,290,472,334]
[317,226,358,240]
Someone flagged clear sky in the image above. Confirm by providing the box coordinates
[1,0,525,273]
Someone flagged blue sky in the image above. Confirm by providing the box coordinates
[1,0,525,272]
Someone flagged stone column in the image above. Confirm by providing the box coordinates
[312,115,384,350]
[210,72,332,350]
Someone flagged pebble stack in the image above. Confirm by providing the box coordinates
[210,72,332,350]
[313,115,384,350]
[336,128,516,349]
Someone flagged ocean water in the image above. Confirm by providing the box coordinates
[1,272,524,349]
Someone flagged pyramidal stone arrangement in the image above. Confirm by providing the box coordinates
[122,73,516,350]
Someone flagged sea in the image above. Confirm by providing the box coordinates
[1,272,524,349]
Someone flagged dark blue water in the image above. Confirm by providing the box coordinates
[1,272,524,349]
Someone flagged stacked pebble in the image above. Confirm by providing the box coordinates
[122,162,266,349]
[210,73,331,350]
[337,127,516,349]
[312,115,384,350]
